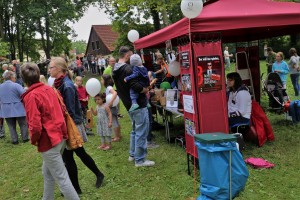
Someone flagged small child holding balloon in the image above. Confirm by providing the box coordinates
[91,93,113,150]
[102,75,122,142]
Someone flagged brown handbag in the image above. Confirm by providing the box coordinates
[53,88,83,150]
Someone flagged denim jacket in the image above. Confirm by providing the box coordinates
[57,76,83,124]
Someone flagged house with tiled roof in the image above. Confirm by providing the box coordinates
[85,25,119,56]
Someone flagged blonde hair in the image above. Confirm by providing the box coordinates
[51,57,72,79]
[8,64,14,71]
[277,52,285,60]
[39,75,47,85]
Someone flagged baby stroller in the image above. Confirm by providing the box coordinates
[263,72,289,112]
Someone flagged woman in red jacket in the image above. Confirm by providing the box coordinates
[20,63,79,200]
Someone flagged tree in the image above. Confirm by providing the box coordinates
[0,39,9,56]
[98,0,182,55]
[72,40,87,55]
[0,0,95,61]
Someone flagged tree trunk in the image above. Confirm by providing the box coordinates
[45,17,51,59]
[4,10,16,60]
[16,20,24,62]
[161,9,170,27]
[38,20,48,60]
[150,5,161,31]
[0,10,3,38]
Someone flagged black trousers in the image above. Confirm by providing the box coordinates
[63,146,102,191]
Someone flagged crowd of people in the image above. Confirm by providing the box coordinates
[0,44,298,198]
[0,46,171,198]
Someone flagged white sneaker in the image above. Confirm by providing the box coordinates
[147,142,160,149]
[135,160,155,167]
[128,156,134,162]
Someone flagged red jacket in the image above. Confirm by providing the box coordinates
[251,101,275,147]
[77,86,89,108]
[21,83,68,152]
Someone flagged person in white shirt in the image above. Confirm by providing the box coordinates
[97,55,106,75]
[227,72,252,127]
[224,46,233,70]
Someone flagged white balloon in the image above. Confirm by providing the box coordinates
[169,61,181,77]
[86,78,101,97]
[127,30,140,43]
[106,94,120,107]
[181,0,203,19]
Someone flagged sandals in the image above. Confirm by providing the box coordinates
[103,145,112,151]
[112,137,122,142]
[97,144,106,150]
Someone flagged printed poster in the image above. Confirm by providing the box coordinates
[196,55,222,92]
[180,51,190,68]
[185,118,196,136]
[183,95,194,114]
[181,74,192,92]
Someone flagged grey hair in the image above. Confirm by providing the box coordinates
[2,64,8,68]
[4,71,16,81]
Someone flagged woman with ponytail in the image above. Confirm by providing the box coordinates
[49,57,104,194]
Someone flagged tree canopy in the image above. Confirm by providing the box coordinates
[0,0,94,61]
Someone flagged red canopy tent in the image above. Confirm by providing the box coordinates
[134,0,300,163]
[135,0,300,49]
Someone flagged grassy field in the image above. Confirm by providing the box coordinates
[0,61,299,200]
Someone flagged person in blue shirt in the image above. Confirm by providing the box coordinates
[272,52,289,88]
[124,54,150,112]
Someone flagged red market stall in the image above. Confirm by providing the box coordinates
[134,0,300,161]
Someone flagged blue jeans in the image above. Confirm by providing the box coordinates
[229,116,250,128]
[290,74,300,96]
[130,89,139,104]
[147,107,153,142]
[129,107,149,164]
[225,58,230,69]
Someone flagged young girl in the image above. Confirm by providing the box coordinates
[102,74,122,142]
[91,93,113,150]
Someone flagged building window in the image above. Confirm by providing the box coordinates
[92,42,95,50]
[96,41,100,49]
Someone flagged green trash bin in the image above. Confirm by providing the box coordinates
[194,133,248,200]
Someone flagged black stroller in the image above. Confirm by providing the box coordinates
[263,72,289,112]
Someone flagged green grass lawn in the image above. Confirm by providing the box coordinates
[0,61,300,200]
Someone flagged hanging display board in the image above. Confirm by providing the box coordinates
[178,36,229,158]
[193,40,229,136]
[178,44,200,156]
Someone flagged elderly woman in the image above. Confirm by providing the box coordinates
[0,71,28,144]
[20,63,79,200]
[2,64,8,78]
[227,72,252,128]
[49,57,104,194]
[272,52,289,89]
